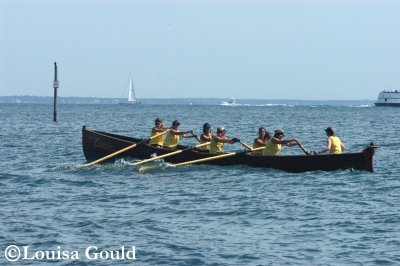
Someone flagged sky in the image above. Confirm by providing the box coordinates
[0,0,399,100]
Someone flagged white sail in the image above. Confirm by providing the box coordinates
[128,76,137,103]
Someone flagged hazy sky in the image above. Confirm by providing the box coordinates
[1,0,399,100]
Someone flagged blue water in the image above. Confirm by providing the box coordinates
[1,103,399,265]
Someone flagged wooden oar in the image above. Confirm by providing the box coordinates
[138,146,265,173]
[297,141,310,155]
[130,142,210,166]
[81,131,168,167]
[239,141,253,151]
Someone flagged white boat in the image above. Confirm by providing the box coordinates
[375,90,400,107]
[220,98,237,106]
[127,76,138,104]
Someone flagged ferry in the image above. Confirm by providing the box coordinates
[375,90,400,107]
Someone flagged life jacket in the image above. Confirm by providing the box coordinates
[210,137,224,154]
[198,133,212,151]
[263,139,282,156]
[149,128,164,146]
[329,136,342,154]
[252,138,265,155]
[163,130,180,149]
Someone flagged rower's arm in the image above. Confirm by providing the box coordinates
[180,130,197,138]
[272,137,299,146]
[285,141,299,147]
[201,134,212,142]
[340,142,346,152]
[318,138,331,154]
[254,138,265,146]
[169,129,186,136]
[213,135,235,144]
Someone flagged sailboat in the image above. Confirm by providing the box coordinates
[120,76,139,104]
[127,76,138,104]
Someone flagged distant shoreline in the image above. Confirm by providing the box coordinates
[0,95,374,106]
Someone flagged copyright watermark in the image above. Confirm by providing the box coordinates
[4,245,136,262]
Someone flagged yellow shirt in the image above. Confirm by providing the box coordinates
[210,138,224,154]
[252,138,265,155]
[164,131,180,149]
[198,133,212,151]
[149,129,164,146]
[263,139,282,156]
[329,136,342,154]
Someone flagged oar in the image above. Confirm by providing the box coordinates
[139,146,265,173]
[239,141,253,151]
[130,142,211,166]
[81,131,168,167]
[297,141,310,155]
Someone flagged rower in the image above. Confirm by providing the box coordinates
[317,127,345,154]
[163,120,196,149]
[197,123,212,152]
[252,127,270,155]
[209,127,240,154]
[263,129,299,156]
[149,117,168,147]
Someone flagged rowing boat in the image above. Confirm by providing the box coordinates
[82,126,376,172]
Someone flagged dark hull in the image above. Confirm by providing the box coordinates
[375,103,400,107]
[82,126,376,172]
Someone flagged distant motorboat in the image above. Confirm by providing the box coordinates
[375,89,400,107]
[220,98,238,106]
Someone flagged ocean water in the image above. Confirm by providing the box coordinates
[0,103,399,265]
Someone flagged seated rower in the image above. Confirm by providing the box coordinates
[149,117,169,147]
[163,120,196,149]
[318,127,345,154]
[209,127,240,154]
[197,123,212,152]
[252,127,270,155]
[263,129,299,156]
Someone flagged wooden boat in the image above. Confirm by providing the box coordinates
[82,126,377,172]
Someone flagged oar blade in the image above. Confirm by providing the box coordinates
[138,164,174,173]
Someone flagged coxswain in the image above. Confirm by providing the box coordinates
[252,127,270,155]
[317,127,345,154]
[149,117,169,147]
[263,129,299,156]
[163,120,196,149]
[209,127,240,154]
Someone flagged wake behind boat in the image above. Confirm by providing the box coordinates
[82,126,376,173]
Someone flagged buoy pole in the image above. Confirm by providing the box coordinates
[53,62,59,122]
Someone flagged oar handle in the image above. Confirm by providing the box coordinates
[239,141,253,151]
[297,141,310,155]
[249,146,265,153]
[195,142,211,148]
